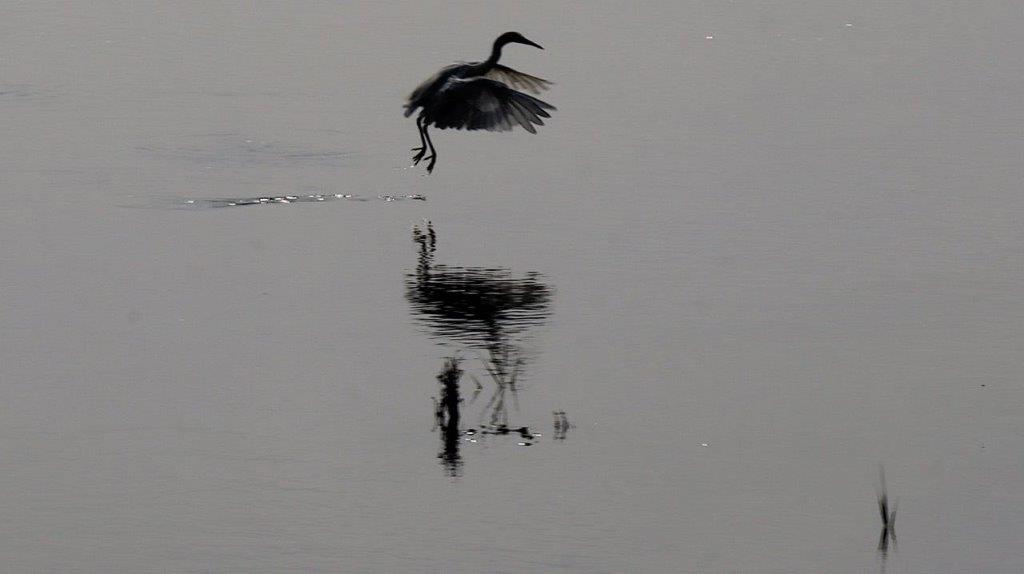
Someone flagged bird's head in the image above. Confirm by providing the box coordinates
[495,31,543,50]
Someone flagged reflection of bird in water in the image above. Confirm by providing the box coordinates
[404,32,556,173]
[410,222,555,475]
[408,221,551,349]
[473,347,533,440]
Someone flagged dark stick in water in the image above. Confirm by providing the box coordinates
[877,465,898,558]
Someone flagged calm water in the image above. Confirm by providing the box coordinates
[2,2,1023,572]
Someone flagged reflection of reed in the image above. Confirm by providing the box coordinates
[877,465,898,566]
[429,345,537,477]
[432,356,463,477]
[553,411,570,440]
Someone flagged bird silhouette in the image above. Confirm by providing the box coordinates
[404,32,556,174]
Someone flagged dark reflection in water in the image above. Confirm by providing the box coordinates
[877,466,898,568]
[553,410,570,440]
[408,222,557,476]
[407,222,551,347]
[432,357,464,476]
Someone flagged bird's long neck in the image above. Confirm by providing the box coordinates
[484,39,506,66]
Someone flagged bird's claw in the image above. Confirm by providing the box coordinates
[426,156,436,174]
[411,147,426,165]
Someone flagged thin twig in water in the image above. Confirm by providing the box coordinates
[877,465,898,557]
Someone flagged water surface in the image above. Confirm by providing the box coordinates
[2,2,1023,572]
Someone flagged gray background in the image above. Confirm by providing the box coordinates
[1,1,1022,572]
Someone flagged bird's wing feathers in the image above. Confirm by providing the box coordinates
[405,64,462,116]
[483,64,553,95]
[428,77,555,133]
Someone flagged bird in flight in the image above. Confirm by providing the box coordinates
[404,32,556,174]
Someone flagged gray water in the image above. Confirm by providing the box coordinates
[2,2,1023,572]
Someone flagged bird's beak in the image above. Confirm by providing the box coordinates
[523,39,544,50]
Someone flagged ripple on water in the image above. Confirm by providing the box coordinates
[178,193,425,208]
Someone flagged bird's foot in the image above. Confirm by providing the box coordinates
[425,155,437,174]
[411,147,426,165]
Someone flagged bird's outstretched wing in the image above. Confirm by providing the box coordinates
[428,77,555,133]
[483,64,553,95]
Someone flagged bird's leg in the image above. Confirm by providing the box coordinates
[411,116,428,164]
[423,124,437,174]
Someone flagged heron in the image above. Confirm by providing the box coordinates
[404,32,556,174]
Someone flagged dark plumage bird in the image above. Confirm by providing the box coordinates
[404,32,556,174]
